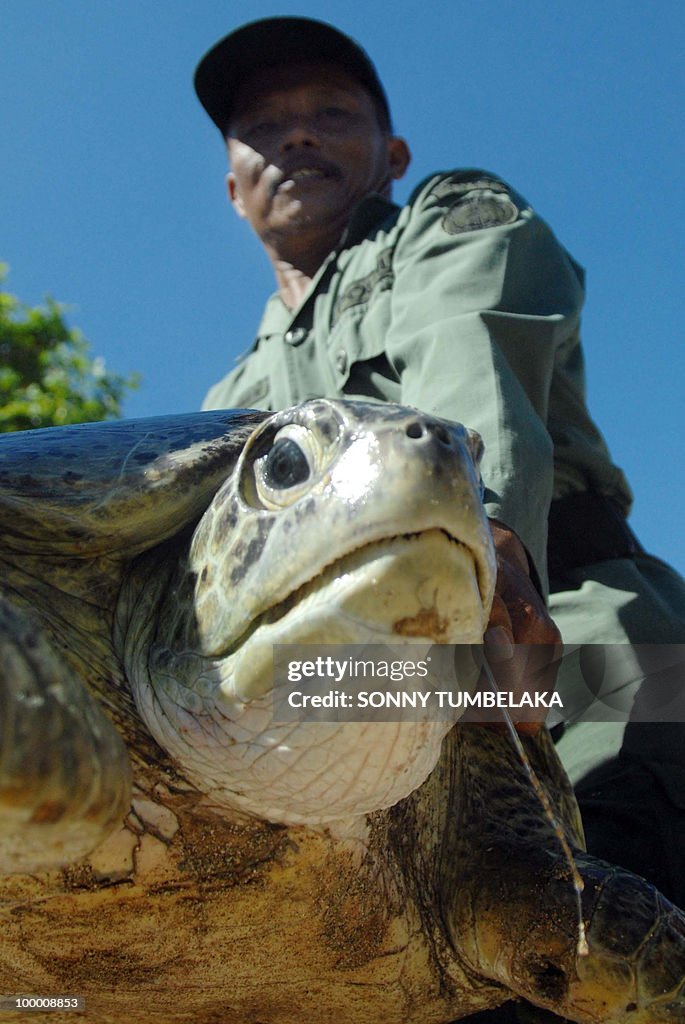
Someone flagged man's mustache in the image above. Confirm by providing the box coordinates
[271,156,342,186]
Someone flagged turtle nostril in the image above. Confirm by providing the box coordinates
[405,420,453,446]
[405,421,425,440]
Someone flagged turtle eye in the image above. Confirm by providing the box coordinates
[263,438,310,489]
[248,425,319,509]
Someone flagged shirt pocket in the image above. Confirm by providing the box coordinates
[327,246,396,387]
[229,333,292,410]
[233,375,270,409]
[327,284,395,390]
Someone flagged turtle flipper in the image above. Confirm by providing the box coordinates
[0,594,131,872]
[562,854,685,1022]
[437,726,685,1023]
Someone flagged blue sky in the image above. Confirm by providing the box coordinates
[4,1,684,573]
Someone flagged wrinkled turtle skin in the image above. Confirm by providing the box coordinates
[0,399,684,1024]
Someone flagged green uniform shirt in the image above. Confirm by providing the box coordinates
[203,169,631,582]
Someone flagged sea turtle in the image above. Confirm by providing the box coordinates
[0,398,683,1024]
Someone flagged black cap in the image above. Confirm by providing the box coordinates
[194,17,392,136]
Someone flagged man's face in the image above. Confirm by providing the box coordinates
[226,62,410,247]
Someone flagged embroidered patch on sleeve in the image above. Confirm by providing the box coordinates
[442,190,519,235]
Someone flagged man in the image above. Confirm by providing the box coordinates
[194,17,685,909]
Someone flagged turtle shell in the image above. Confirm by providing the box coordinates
[1,404,684,1024]
[0,410,268,558]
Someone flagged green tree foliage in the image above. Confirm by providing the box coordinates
[0,265,139,432]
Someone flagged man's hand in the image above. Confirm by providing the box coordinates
[480,519,562,734]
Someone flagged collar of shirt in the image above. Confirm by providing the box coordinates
[254,192,398,340]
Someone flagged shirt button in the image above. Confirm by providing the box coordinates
[335,349,348,374]
[284,327,308,345]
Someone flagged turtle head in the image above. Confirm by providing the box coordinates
[120,399,496,826]
[193,399,495,657]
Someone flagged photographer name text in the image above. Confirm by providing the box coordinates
[286,689,563,710]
